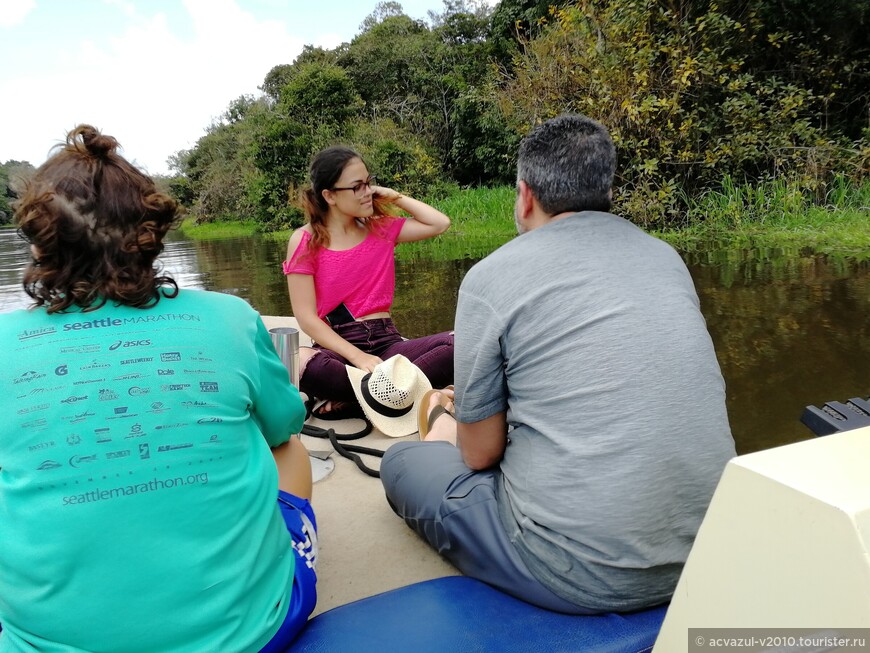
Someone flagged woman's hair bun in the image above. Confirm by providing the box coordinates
[69,124,119,159]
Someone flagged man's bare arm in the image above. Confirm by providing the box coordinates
[457,412,508,470]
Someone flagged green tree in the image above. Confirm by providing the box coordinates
[242,101,312,229]
[487,0,571,64]
[717,0,870,140]
[338,13,432,126]
[174,114,251,223]
[496,0,852,225]
[171,0,867,231]
[278,63,364,129]
[360,1,406,32]
[351,117,444,198]
[0,160,35,225]
[450,85,518,185]
[261,46,343,102]
[340,5,498,169]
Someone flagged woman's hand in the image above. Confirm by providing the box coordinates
[350,352,384,373]
[371,185,403,202]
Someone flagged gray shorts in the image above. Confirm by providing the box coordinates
[380,441,595,614]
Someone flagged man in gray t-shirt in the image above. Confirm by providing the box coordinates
[381,114,736,614]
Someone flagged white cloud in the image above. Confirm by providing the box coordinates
[2,0,482,174]
[0,0,36,28]
[2,0,306,175]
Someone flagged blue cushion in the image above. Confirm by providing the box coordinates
[287,576,666,653]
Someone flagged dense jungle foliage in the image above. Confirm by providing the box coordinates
[165,0,870,229]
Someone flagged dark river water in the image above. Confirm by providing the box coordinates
[2,228,868,455]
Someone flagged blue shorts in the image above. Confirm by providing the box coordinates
[259,491,319,653]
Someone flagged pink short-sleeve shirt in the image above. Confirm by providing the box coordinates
[282,217,406,320]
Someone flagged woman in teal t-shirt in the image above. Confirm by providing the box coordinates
[0,125,316,652]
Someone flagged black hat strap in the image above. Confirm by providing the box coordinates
[359,373,413,418]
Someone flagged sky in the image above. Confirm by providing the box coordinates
[0,0,493,176]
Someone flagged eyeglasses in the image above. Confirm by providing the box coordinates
[331,176,376,198]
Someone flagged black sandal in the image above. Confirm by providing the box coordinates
[417,389,456,439]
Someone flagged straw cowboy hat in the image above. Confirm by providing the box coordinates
[346,355,432,438]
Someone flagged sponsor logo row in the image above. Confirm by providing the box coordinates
[35,436,220,471]
[14,353,216,382]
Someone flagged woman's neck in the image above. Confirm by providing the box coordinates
[325,211,362,235]
[323,211,366,249]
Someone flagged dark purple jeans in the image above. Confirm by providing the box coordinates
[300,318,454,403]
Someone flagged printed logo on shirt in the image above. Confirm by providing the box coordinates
[128,386,150,396]
[160,352,182,362]
[63,318,123,332]
[148,402,170,414]
[18,385,64,398]
[18,403,50,415]
[69,454,98,468]
[66,411,95,424]
[59,344,100,354]
[125,424,145,438]
[157,443,193,452]
[18,327,57,341]
[108,408,138,420]
[55,365,69,376]
[81,360,110,371]
[161,384,191,392]
[110,339,152,351]
[61,395,88,404]
[122,314,201,325]
[106,450,131,460]
[99,389,120,401]
[114,373,147,381]
[37,460,63,470]
[154,423,186,431]
[197,417,222,424]
[181,401,210,408]
[67,434,82,445]
[14,371,46,384]
[22,419,48,430]
[29,441,56,452]
[94,428,112,443]
[157,369,175,376]
[199,382,219,393]
[120,357,154,366]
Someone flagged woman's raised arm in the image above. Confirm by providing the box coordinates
[373,186,450,243]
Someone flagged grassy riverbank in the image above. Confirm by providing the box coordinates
[664,177,870,259]
[175,219,260,240]
[176,179,870,261]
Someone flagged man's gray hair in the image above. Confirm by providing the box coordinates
[517,114,616,215]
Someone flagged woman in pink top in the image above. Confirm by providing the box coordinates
[284,146,454,416]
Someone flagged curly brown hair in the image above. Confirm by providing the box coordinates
[14,124,181,313]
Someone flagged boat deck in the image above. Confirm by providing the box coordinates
[261,316,459,616]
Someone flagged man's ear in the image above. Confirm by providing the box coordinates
[516,180,536,219]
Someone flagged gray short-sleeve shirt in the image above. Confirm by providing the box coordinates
[454,212,736,611]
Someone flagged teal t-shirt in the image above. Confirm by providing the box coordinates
[0,290,306,652]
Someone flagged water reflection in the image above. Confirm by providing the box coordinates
[2,227,868,456]
[688,250,870,454]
